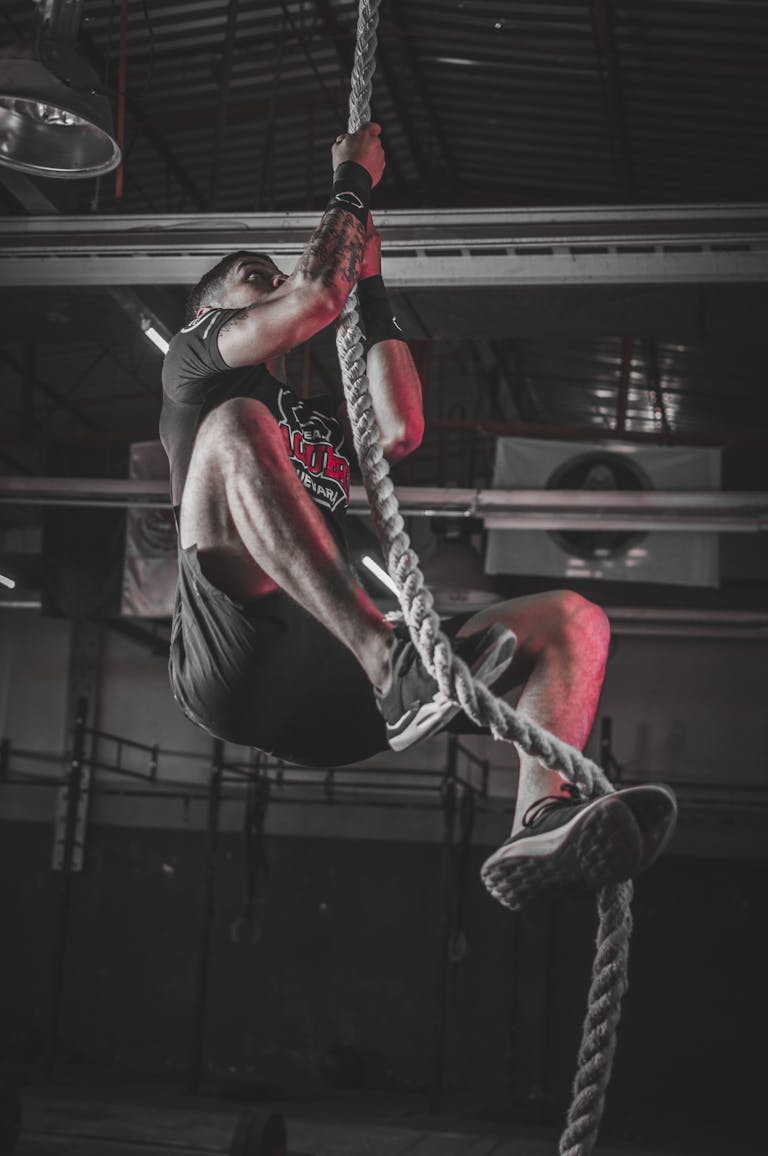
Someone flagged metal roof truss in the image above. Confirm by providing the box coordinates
[0,205,766,287]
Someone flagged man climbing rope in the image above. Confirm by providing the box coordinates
[160,124,676,900]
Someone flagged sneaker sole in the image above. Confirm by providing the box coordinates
[386,627,515,752]
[480,793,645,912]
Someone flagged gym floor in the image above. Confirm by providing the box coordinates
[10,1078,760,1156]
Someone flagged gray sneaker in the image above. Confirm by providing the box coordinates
[481,782,678,911]
[375,621,516,751]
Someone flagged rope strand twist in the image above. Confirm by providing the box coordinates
[335,3,633,1151]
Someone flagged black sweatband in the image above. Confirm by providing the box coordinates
[357,274,406,348]
[327,161,372,226]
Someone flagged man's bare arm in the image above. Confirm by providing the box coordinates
[218,211,366,367]
[296,208,365,291]
[218,126,385,368]
[339,218,424,463]
[361,339,424,463]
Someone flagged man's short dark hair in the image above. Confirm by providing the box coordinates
[185,250,271,323]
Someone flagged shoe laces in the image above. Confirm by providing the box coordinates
[522,781,583,829]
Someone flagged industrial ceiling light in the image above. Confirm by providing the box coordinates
[0,0,120,179]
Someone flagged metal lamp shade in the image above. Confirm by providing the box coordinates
[0,48,120,179]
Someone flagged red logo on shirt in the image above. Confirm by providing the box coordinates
[277,391,350,513]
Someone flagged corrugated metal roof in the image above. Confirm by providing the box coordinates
[3,0,766,212]
[0,0,766,488]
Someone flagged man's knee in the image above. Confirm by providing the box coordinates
[194,398,280,476]
[198,397,275,448]
[549,590,610,654]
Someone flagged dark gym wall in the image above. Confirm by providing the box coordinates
[1,611,765,1142]
[0,819,763,1132]
[3,614,768,833]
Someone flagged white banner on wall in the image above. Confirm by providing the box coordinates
[121,441,177,617]
[485,437,721,587]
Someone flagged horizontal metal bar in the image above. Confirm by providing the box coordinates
[5,204,768,234]
[3,600,764,637]
[428,419,744,447]
[478,489,768,531]
[1,205,766,286]
[87,726,160,755]
[2,774,767,812]
[610,623,768,640]
[2,251,765,288]
[0,477,170,507]
[607,607,768,625]
[607,606,768,640]
[0,476,764,530]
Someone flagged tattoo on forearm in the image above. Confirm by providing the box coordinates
[218,208,365,342]
[298,209,365,289]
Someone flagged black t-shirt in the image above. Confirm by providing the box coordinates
[159,308,351,543]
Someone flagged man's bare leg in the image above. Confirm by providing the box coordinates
[457,594,677,898]
[180,396,394,690]
[179,395,515,755]
[455,590,611,826]
[180,408,674,874]
[183,405,608,768]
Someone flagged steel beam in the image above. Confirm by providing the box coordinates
[0,476,765,531]
[616,336,634,434]
[0,172,174,348]
[1,205,765,287]
[590,0,633,198]
[208,0,242,211]
[386,0,458,189]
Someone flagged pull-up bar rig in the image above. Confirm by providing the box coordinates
[2,696,501,1103]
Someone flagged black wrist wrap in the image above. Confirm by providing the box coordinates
[327,161,372,226]
[357,274,406,348]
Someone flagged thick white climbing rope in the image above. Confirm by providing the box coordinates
[334,3,634,1152]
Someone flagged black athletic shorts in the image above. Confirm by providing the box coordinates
[169,544,485,767]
